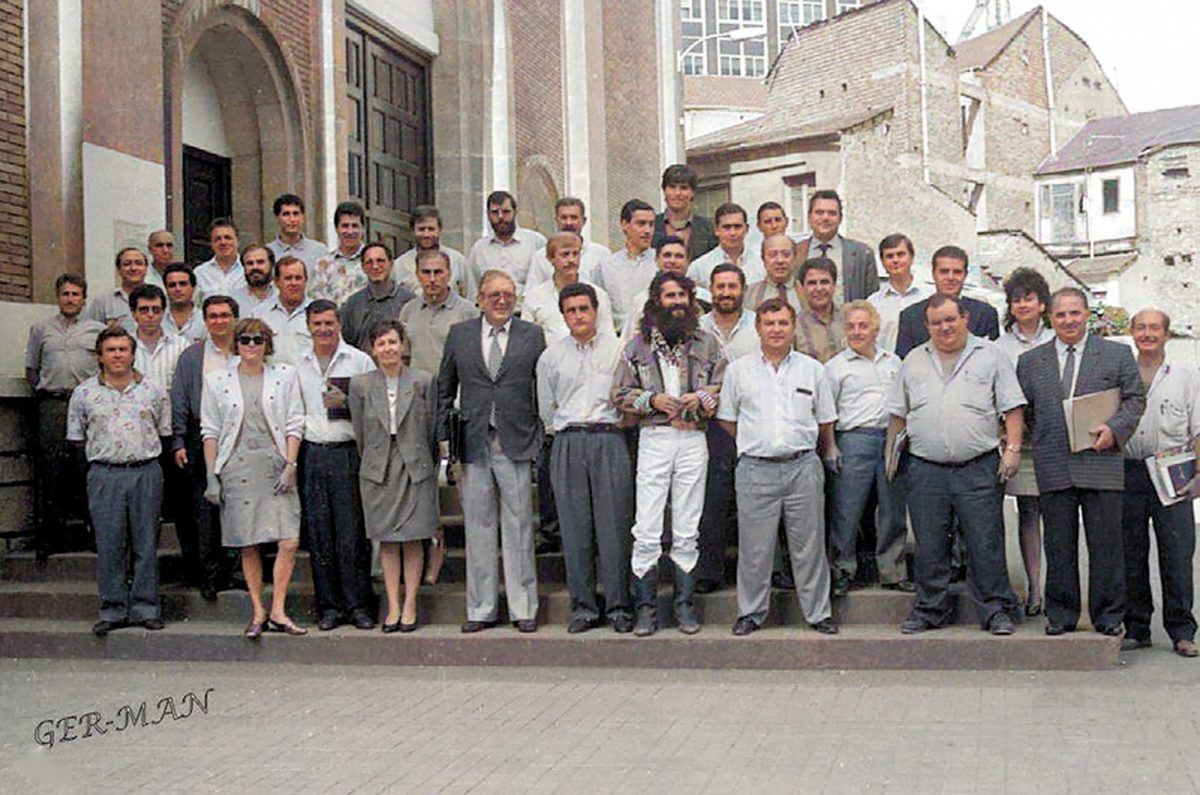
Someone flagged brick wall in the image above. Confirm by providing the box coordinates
[1140,145,1200,334]
[0,0,30,302]
[508,0,564,194]
[601,0,662,242]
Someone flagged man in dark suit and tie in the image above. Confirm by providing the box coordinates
[438,269,547,634]
[894,245,1000,358]
[1016,287,1145,637]
[793,190,877,304]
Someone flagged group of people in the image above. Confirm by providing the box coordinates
[27,164,1198,657]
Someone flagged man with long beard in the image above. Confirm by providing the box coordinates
[613,272,725,636]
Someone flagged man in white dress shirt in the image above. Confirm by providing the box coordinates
[463,191,541,298]
[592,199,659,329]
[525,198,612,290]
[536,282,634,634]
[743,201,791,262]
[251,256,312,366]
[687,202,766,288]
[161,264,206,343]
[392,205,467,296]
[867,233,928,354]
[84,247,151,331]
[266,193,327,276]
[522,232,615,342]
[193,218,245,299]
[824,300,910,597]
[718,297,840,636]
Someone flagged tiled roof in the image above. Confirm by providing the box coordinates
[953,7,1041,71]
[687,108,889,158]
[1036,105,1200,174]
[1063,253,1137,282]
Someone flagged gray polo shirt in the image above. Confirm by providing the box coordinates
[25,313,107,392]
[887,336,1025,463]
[339,279,416,352]
[397,290,479,374]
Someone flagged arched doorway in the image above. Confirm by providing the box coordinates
[165,2,313,262]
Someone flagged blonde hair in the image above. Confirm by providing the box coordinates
[843,300,880,329]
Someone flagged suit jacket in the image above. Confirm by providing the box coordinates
[895,295,1000,358]
[170,341,205,455]
[200,363,305,474]
[349,368,438,486]
[1015,335,1145,492]
[795,236,878,303]
[436,316,546,464]
[652,212,718,262]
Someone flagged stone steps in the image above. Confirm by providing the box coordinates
[0,618,1119,671]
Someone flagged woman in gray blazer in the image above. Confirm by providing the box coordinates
[349,320,439,632]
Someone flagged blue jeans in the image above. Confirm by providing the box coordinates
[830,430,907,584]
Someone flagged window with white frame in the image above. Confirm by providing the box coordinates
[717,0,766,77]
[1039,182,1077,243]
[778,1,826,54]
[836,0,862,12]
[784,171,816,237]
[680,0,707,76]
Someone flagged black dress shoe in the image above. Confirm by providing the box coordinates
[1120,636,1152,651]
[881,580,916,593]
[514,619,538,633]
[812,618,839,635]
[199,583,219,602]
[1095,624,1123,637]
[900,616,937,634]
[988,612,1015,636]
[832,572,851,598]
[141,618,165,631]
[566,616,598,634]
[461,619,497,634]
[382,620,402,634]
[92,619,128,637]
[398,620,418,633]
[1044,622,1075,636]
[350,611,376,630]
[610,614,635,634]
[771,571,796,591]
[318,613,343,632]
[732,616,758,636]
[694,579,720,594]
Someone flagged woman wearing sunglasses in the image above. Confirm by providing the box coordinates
[200,318,308,638]
[349,320,440,632]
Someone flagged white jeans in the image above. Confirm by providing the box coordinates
[630,426,709,578]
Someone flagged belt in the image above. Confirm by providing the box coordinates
[93,458,157,469]
[558,423,622,435]
[35,389,73,400]
[910,450,995,469]
[744,450,812,463]
[838,427,887,437]
[302,439,356,449]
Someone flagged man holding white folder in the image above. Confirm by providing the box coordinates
[1121,308,1199,657]
[1016,288,1145,638]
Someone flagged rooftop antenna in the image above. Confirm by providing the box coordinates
[958,0,1012,42]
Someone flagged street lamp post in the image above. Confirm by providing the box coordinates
[676,26,768,73]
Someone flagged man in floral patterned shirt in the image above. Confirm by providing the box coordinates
[310,201,368,305]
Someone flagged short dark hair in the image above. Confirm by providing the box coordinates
[710,262,746,287]
[555,196,586,215]
[1003,267,1051,330]
[931,245,969,269]
[558,282,598,312]
[333,201,365,227]
[878,233,914,259]
[486,190,516,211]
[925,293,967,321]
[55,273,87,297]
[114,246,148,269]
[808,189,842,215]
[620,198,654,223]
[415,248,451,271]
[755,296,796,323]
[305,299,339,320]
[95,326,136,357]
[1051,286,1089,312]
[128,284,166,312]
[203,294,240,319]
[368,319,408,350]
[410,205,441,230]
[713,202,747,226]
[657,235,687,254]
[163,262,195,286]
[241,243,275,266]
[362,241,393,261]
[660,163,698,190]
[756,201,786,222]
[273,193,304,216]
[207,217,237,238]
[273,255,307,281]
[797,257,838,284]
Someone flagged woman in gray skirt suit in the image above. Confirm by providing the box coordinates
[349,320,439,632]
[201,318,307,638]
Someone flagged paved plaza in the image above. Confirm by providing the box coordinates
[2,642,1198,794]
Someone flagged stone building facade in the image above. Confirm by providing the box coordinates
[0,0,676,542]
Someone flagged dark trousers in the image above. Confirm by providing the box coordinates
[1039,487,1125,630]
[34,395,89,553]
[550,429,634,621]
[1122,460,1196,643]
[907,452,1018,628]
[536,434,559,542]
[158,448,194,582]
[183,442,226,589]
[300,441,373,618]
[696,421,737,584]
[87,461,162,623]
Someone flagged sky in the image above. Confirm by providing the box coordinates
[918,0,1200,113]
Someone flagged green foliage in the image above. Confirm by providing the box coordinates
[1089,303,1129,336]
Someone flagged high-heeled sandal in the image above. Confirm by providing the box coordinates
[265,617,308,636]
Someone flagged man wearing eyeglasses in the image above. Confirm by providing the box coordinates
[438,269,547,634]
[145,230,176,289]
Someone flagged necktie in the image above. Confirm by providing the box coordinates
[776,282,788,303]
[816,242,830,258]
[1061,345,1076,397]
[487,326,503,381]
